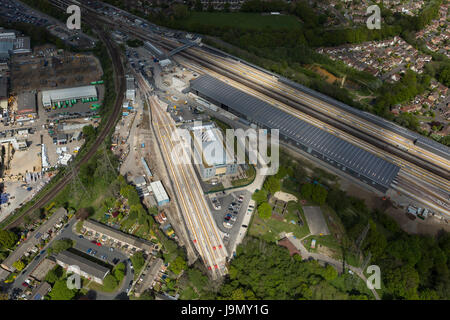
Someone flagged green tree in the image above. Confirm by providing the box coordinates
[263,176,281,195]
[12,260,25,271]
[45,266,63,284]
[113,262,126,281]
[170,256,187,275]
[322,265,338,281]
[173,4,189,19]
[194,0,203,11]
[0,230,18,249]
[257,202,272,219]
[252,189,268,205]
[384,265,420,299]
[301,183,314,200]
[311,185,328,205]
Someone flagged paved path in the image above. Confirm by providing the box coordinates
[287,234,380,300]
[7,218,133,300]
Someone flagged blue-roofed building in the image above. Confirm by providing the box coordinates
[190,74,400,193]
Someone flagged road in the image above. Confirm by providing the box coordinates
[8,218,133,299]
[3,19,126,230]
[286,234,381,300]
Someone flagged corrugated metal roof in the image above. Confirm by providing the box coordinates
[42,85,97,106]
[190,74,400,188]
[150,181,169,204]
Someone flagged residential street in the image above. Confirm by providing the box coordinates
[7,218,133,300]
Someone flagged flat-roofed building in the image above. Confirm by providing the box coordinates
[149,181,169,206]
[17,91,37,120]
[29,258,56,282]
[42,85,97,108]
[189,123,238,180]
[190,74,400,193]
[55,250,110,285]
[82,219,156,254]
[0,76,7,110]
[13,37,31,54]
[28,282,51,300]
[126,76,135,101]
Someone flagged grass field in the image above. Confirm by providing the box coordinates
[183,12,302,31]
[249,200,310,242]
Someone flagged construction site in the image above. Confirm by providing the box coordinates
[0,32,104,223]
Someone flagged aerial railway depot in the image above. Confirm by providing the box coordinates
[190,74,401,193]
[1,0,449,303]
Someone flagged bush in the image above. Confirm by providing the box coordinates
[257,202,272,219]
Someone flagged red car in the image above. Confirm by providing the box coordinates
[22,282,29,288]
[96,242,102,246]
[91,240,97,244]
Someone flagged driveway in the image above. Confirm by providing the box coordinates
[7,218,134,300]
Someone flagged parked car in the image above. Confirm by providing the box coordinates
[87,248,92,254]
[78,235,84,239]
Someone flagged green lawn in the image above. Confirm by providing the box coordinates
[249,201,309,242]
[183,12,303,31]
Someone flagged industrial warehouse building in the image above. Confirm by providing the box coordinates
[190,74,400,193]
[189,122,238,180]
[16,91,37,120]
[126,76,135,101]
[55,250,110,285]
[41,85,98,108]
[150,181,170,206]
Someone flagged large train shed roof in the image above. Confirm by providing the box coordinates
[190,74,400,188]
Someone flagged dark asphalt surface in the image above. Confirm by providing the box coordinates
[7,218,134,300]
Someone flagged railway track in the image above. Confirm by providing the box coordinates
[107,21,449,180]
[4,22,125,230]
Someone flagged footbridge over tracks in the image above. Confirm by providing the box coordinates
[168,41,196,57]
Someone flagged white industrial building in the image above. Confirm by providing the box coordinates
[42,85,97,108]
[150,181,169,206]
[41,144,50,171]
[126,76,135,101]
[190,123,238,180]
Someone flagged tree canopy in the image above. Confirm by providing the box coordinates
[0,230,18,249]
[257,202,272,219]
